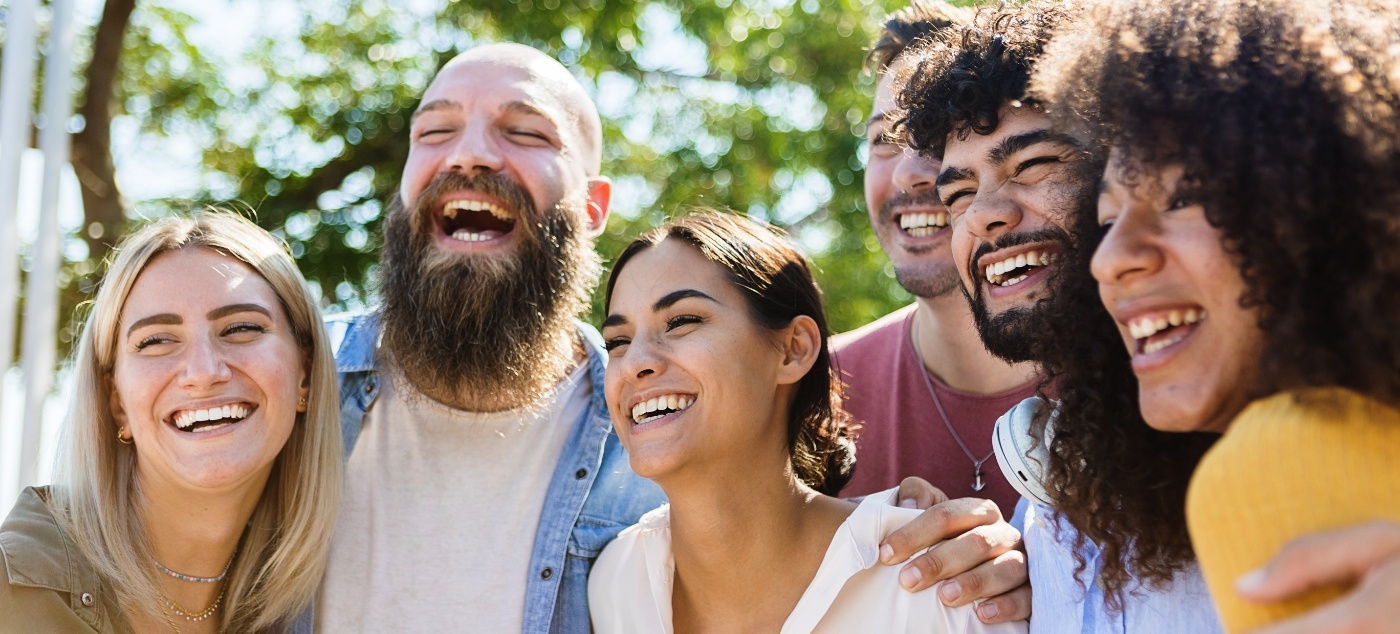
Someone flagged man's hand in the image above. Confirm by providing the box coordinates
[882,477,1031,624]
[1240,521,1400,634]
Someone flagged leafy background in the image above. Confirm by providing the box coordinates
[4,0,978,355]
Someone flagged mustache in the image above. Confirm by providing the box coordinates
[969,227,1074,271]
[410,170,536,220]
[879,190,946,221]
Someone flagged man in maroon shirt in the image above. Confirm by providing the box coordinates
[834,1,1039,518]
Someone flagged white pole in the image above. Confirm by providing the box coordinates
[18,0,78,489]
[0,0,42,496]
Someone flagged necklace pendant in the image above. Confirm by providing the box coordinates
[973,468,986,492]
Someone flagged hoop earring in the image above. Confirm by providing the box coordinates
[117,427,133,445]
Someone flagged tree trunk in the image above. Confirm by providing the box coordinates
[70,0,136,264]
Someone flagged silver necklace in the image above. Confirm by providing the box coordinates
[912,316,995,492]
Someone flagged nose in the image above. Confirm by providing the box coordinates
[963,186,1023,241]
[179,335,232,392]
[616,336,666,383]
[891,149,939,195]
[1091,204,1164,286]
[446,121,503,175]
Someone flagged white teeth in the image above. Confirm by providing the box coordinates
[630,395,696,425]
[983,250,1055,285]
[1127,309,1208,351]
[173,404,250,430]
[899,212,950,232]
[450,229,496,242]
[443,199,512,221]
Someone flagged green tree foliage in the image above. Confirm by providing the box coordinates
[110,0,971,333]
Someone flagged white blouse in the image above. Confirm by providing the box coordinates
[588,488,1028,634]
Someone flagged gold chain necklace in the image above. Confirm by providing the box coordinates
[158,603,183,634]
[159,586,225,622]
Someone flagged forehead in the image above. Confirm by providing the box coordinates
[611,240,731,306]
[123,249,275,315]
[421,59,573,124]
[872,73,898,119]
[941,107,1055,168]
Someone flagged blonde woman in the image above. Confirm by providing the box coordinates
[0,212,342,633]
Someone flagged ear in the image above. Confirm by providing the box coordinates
[296,355,312,413]
[106,373,128,427]
[775,315,822,386]
[583,177,612,237]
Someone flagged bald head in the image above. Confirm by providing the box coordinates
[426,43,603,175]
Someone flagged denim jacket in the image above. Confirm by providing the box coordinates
[303,312,665,634]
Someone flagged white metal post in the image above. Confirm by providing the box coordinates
[0,0,42,495]
[18,0,78,488]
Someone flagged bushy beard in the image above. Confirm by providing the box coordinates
[965,227,1076,363]
[378,171,601,412]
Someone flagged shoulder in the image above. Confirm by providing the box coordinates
[0,488,109,633]
[831,305,914,357]
[325,310,380,373]
[588,506,671,624]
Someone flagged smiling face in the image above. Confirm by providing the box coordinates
[602,239,803,484]
[400,46,609,255]
[1092,150,1264,432]
[111,248,307,493]
[938,106,1093,361]
[865,70,959,299]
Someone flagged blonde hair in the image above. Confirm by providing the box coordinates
[51,210,342,632]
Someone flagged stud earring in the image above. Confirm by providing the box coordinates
[117,427,133,445]
[297,396,308,412]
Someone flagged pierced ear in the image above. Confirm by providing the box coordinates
[106,374,128,427]
[775,315,822,386]
[296,356,312,414]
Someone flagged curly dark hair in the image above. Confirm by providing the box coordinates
[892,0,1076,156]
[604,212,857,495]
[865,0,971,74]
[1029,0,1400,606]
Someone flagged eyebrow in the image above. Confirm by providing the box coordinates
[411,98,460,123]
[936,165,977,188]
[987,129,1079,165]
[600,289,717,330]
[125,303,274,337]
[867,110,891,127]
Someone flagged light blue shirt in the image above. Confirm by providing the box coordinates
[293,312,664,634]
[1022,498,1224,634]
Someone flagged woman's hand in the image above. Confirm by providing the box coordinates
[1240,521,1400,634]
[879,477,1031,624]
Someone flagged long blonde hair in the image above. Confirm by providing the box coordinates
[51,210,342,632]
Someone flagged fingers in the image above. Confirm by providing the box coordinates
[1245,555,1400,634]
[896,476,950,510]
[970,579,1032,624]
[1237,521,1400,603]
[881,497,1004,567]
[936,548,1028,607]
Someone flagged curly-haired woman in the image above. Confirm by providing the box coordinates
[1035,0,1400,630]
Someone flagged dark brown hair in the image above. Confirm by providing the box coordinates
[866,0,971,74]
[605,212,856,495]
[893,0,1075,156]
[1030,0,1400,605]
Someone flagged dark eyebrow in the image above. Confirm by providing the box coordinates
[411,99,460,123]
[1098,177,1111,195]
[600,289,718,331]
[208,303,273,321]
[936,165,977,189]
[987,128,1080,165]
[867,110,891,127]
[125,304,273,338]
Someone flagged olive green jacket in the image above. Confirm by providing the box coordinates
[0,486,129,633]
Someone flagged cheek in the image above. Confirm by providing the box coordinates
[950,222,976,279]
[400,150,439,206]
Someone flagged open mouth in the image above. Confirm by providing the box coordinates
[1128,308,1207,355]
[983,248,1058,288]
[439,199,516,243]
[168,404,253,434]
[898,211,949,238]
[630,394,696,425]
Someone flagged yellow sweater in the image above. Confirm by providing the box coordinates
[1186,388,1400,632]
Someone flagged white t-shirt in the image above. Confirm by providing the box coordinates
[317,364,590,633]
[588,488,1028,634]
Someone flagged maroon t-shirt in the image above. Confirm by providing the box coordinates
[831,305,1036,517]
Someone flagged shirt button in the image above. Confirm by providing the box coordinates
[540,568,553,580]
[575,468,588,480]
[365,383,374,393]
[80,592,94,607]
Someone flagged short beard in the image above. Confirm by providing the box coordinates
[879,192,961,299]
[378,172,601,412]
[965,227,1076,363]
